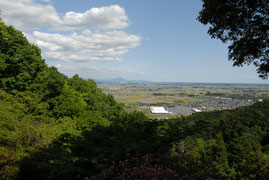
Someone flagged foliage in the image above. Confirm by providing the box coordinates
[12,101,269,179]
[93,155,186,180]
[16,111,171,179]
[167,101,269,179]
[198,0,269,78]
[30,67,66,100]
[0,21,46,93]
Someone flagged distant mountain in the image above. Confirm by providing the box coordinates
[95,77,150,83]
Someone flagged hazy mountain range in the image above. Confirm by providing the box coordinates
[94,77,150,83]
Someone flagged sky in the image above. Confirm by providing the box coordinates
[1,0,268,84]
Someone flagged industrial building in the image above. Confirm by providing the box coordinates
[192,108,202,113]
[149,107,172,114]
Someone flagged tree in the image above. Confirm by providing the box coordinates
[0,20,46,93]
[52,82,87,118]
[198,0,269,78]
[68,74,97,94]
[30,66,66,99]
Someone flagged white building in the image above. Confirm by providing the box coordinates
[149,107,172,114]
[192,108,202,113]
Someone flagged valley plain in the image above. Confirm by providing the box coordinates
[99,82,269,118]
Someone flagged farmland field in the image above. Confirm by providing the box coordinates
[98,82,269,118]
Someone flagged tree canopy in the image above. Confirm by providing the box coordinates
[198,0,269,78]
[0,20,46,93]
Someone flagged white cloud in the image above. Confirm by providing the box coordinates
[25,30,141,62]
[63,5,129,29]
[1,0,142,73]
[0,0,130,30]
[0,0,62,29]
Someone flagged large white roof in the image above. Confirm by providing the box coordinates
[192,108,202,113]
[149,107,170,114]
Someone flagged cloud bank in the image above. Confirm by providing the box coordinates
[25,30,141,62]
[0,0,129,30]
[0,0,141,63]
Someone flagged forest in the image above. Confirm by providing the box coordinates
[0,15,269,180]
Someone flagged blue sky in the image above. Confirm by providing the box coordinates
[1,0,268,84]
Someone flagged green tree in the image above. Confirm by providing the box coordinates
[0,20,46,93]
[198,0,269,78]
[52,82,87,118]
[30,66,66,99]
[68,74,97,93]
[206,133,236,179]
